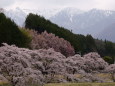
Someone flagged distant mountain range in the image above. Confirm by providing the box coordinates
[97,23,115,42]
[50,8,115,39]
[0,7,115,42]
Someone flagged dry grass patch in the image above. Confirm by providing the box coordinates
[45,83,115,86]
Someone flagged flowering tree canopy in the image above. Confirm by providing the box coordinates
[30,30,75,57]
[0,43,111,85]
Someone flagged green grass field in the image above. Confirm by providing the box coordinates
[45,83,115,86]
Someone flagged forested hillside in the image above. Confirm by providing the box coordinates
[25,13,115,64]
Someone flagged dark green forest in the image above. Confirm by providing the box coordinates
[0,13,31,48]
[25,13,115,64]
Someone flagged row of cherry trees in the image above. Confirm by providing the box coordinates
[0,43,114,86]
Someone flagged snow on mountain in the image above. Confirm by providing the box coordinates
[74,9,115,36]
[50,7,85,31]
[55,7,84,22]
[22,8,61,19]
[50,8,115,38]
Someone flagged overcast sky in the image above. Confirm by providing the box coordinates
[1,0,115,10]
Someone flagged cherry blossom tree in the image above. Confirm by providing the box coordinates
[105,64,115,82]
[83,52,108,73]
[0,43,111,85]
[30,30,75,57]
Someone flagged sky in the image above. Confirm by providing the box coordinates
[0,0,115,10]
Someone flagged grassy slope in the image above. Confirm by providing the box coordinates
[45,83,115,86]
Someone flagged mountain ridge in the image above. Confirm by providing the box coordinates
[1,7,115,42]
[97,23,115,42]
[50,8,115,36]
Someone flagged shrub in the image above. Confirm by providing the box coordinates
[103,56,113,64]
[83,52,108,73]
[105,64,115,82]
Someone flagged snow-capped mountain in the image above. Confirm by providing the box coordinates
[50,7,85,31]
[50,8,115,37]
[22,8,61,19]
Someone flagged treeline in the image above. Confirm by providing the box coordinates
[25,13,115,64]
[95,39,115,64]
[0,13,31,48]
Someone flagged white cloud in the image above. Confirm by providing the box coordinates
[93,0,115,10]
[0,0,15,8]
